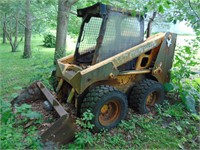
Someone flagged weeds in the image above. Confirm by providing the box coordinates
[0,99,42,149]
[68,110,95,149]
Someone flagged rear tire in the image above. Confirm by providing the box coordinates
[80,85,128,132]
[129,79,164,114]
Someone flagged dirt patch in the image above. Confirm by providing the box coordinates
[30,100,59,135]
[30,99,77,135]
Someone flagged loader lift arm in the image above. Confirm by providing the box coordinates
[57,32,177,94]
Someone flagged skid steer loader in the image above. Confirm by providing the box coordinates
[12,3,177,145]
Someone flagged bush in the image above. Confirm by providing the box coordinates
[43,34,56,48]
[165,37,200,114]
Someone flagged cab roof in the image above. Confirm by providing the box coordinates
[77,2,141,18]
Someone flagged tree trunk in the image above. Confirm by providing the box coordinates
[3,27,6,43]
[54,0,78,64]
[3,14,6,43]
[12,13,19,52]
[11,45,17,52]
[23,0,32,58]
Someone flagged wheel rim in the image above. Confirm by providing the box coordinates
[99,100,121,126]
[146,92,157,111]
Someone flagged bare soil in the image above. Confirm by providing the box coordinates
[31,100,59,135]
[30,98,78,135]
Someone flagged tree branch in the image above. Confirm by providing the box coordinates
[188,0,200,21]
[146,12,157,38]
[3,21,12,42]
[18,20,26,28]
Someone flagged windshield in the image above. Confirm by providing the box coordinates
[78,17,102,54]
[97,12,144,62]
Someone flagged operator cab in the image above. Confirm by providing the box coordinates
[74,3,144,68]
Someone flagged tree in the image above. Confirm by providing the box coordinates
[54,0,78,63]
[1,0,23,52]
[23,0,32,58]
[4,12,23,52]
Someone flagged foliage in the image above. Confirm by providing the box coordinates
[165,37,200,113]
[167,0,200,32]
[43,34,56,48]
[15,103,43,120]
[0,98,42,149]
[31,0,58,32]
[68,110,95,149]
[156,101,184,119]
[30,60,55,90]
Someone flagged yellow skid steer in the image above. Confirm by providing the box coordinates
[12,3,177,145]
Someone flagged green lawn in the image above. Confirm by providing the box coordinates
[0,35,55,99]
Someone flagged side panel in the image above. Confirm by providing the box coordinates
[70,62,119,93]
[152,32,177,83]
[77,33,164,93]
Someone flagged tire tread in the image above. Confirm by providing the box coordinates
[129,79,164,114]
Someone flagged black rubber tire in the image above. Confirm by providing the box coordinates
[129,79,164,114]
[80,85,128,132]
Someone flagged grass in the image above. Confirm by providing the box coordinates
[0,35,55,99]
[0,35,199,149]
[70,102,199,149]
[0,35,58,149]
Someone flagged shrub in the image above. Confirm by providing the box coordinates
[165,37,200,113]
[68,110,95,149]
[43,34,56,48]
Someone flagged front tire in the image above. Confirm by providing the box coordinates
[80,85,128,132]
[129,79,164,114]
